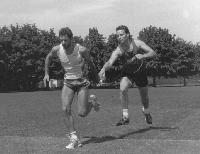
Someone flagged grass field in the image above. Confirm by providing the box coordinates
[1,86,200,154]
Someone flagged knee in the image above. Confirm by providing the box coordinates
[62,105,71,115]
[78,110,88,117]
[141,96,149,103]
[120,88,128,96]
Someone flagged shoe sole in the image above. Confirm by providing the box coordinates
[116,123,129,126]
[143,113,152,124]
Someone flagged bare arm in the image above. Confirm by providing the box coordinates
[99,48,121,78]
[79,46,100,82]
[44,45,59,81]
[135,39,157,60]
[79,46,97,73]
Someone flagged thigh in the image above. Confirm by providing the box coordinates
[77,87,89,111]
[120,77,132,91]
[61,85,75,109]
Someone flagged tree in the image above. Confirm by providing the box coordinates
[193,42,200,74]
[138,26,176,86]
[173,38,195,86]
[82,28,107,82]
[0,24,59,91]
[105,33,122,82]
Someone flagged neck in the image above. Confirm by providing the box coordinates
[120,39,131,50]
[63,43,75,55]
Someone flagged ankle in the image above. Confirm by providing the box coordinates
[142,107,150,114]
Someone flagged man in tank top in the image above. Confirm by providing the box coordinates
[43,27,100,149]
[99,25,156,126]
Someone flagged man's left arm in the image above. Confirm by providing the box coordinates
[135,40,157,60]
[79,46,99,82]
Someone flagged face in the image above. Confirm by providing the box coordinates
[60,35,71,49]
[116,30,129,44]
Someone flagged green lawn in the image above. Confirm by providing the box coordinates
[1,86,200,153]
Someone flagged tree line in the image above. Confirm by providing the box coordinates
[0,24,199,92]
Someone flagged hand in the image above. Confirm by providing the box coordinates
[43,74,50,87]
[99,69,106,81]
[134,54,144,60]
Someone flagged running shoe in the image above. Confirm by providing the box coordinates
[116,117,130,126]
[66,135,82,149]
[143,113,152,124]
[90,95,100,112]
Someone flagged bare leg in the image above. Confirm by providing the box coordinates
[138,86,149,109]
[138,86,152,124]
[77,87,92,117]
[116,77,132,126]
[120,77,132,109]
[61,85,75,133]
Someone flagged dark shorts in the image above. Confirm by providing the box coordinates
[63,77,90,93]
[121,71,148,87]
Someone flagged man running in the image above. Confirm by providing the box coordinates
[44,27,100,149]
[99,25,156,126]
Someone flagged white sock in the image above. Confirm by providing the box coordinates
[70,131,78,140]
[142,107,150,114]
[123,109,128,119]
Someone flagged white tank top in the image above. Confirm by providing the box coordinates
[58,44,84,79]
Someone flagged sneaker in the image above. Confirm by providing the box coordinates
[66,135,82,149]
[116,118,130,126]
[143,113,152,124]
[90,95,100,112]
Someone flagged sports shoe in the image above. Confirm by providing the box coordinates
[143,113,152,124]
[90,95,100,112]
[116,118,130,126]
[66,135,82,149]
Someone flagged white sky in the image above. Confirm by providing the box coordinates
[0,0,200,43]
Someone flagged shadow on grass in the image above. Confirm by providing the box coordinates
[81,126,178,145]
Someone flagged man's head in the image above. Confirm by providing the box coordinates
[59,27,73,49]
[116,25,130,44]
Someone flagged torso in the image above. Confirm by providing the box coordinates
[118,39,146,73]
[118,39,139,62]
[58,44,85,79]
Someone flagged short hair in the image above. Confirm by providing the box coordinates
[59,27,73,38]
[116,25,130,38]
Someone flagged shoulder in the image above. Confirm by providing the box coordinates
[50,45,60,56]
[133,39,146,48]
[52,45,60,52]
[77,44,88,54]
[114,46,123,56]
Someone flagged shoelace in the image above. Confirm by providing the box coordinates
[67,134,78,142]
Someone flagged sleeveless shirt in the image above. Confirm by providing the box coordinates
[58,44,85,79]
[119,39,146,74]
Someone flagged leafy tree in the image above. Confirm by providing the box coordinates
[82,28,107,82]
[173,38,195,86]
[138,26,176,86]
[0,24,59,91]
[105,33,122,82]
[193,42,200,74]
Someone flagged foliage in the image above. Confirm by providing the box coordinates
[0,24,59,91]
[138,26,177,86]
[0,23,199,92]
[82,28,107,82]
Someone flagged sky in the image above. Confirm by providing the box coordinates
[0,0,200,44]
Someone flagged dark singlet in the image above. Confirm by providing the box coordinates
[119,39,146,74]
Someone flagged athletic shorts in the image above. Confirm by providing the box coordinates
[121,71,148,87]
[63,77,90,92]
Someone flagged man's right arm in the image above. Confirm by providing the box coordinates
[99,48,121,79]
